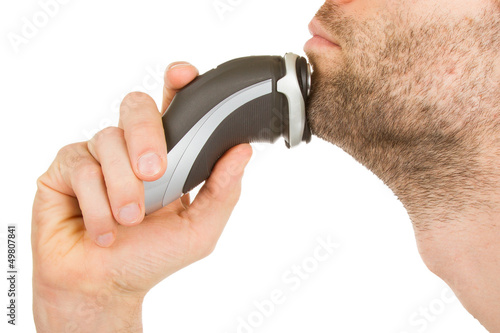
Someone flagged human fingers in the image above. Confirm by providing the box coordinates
[41,142,118,247]
[161,62,199,114]
[118,92,167,182]
[181,144,252,258]
[87,127,145,228]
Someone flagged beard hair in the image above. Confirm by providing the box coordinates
[305,2,500,225]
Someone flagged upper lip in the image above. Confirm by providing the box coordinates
[308,19,341,47]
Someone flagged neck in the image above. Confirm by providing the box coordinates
[349,128,500,231]
[355,130,500,332]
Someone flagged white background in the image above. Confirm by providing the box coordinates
[0,0,488,332]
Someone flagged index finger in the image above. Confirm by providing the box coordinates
[161,62,199,114]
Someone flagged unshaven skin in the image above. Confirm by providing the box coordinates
[304,0,500,331]
[31,1,499,332]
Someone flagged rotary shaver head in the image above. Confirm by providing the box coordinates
[144,53,312,214]
[279,53,312,148]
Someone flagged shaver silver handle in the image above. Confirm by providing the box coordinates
[144,53,311,214]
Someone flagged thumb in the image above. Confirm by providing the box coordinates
[184,143,252,249]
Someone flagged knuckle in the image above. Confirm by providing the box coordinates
[109,179,142,204]
[35,173,46,189]
[203,182,222,201]
[73,161,103,185]
[57,142,80,162]
[93,126,123,146]
[57,142,88,170]
[35,172,53,192]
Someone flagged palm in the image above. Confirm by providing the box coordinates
[31,64,251,331]
[33,191,196,297]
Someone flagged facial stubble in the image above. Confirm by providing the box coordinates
[305,2,500,228]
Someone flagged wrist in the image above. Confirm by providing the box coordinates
[33,284,145,333]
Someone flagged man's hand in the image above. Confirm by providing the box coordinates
[31,62,252,332]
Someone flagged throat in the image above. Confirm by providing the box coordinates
[343,132,498,231]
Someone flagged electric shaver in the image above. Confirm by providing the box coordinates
[144,53,311,214]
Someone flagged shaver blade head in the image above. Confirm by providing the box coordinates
[278,53,312,148]
[144,52,312,214]
[295,54,312,101]
[296,55,312,144]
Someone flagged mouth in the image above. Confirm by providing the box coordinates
[304,18,341,52]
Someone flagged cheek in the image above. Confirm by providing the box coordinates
[339,0,389,18]
[401,0,489,21]
[493,57,500,84]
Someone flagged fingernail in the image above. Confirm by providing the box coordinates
[119,203,141,224]
[168,62,192,71]
[96,232,114,247]
[138,152,162,177]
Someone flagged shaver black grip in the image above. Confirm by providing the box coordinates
[162,56,288,193]
[183,93,286,193]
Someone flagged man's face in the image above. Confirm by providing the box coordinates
[304,0,499,194]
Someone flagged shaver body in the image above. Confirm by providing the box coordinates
[144,53,311,214]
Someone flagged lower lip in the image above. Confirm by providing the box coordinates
[304,35,341,51]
